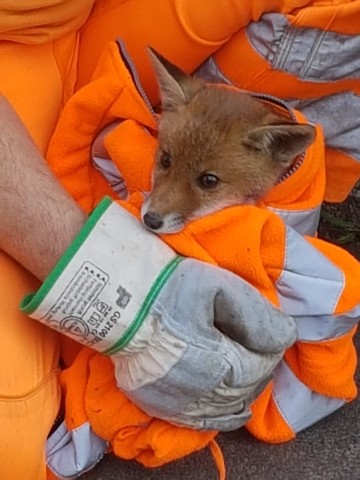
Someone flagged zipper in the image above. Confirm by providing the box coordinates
[116,39,157,120]
[250,91,305,184]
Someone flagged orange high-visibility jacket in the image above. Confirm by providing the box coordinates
[45,40,360,478]
[1,1,359,479]
[2,1,358,196]
[205,1,360,202]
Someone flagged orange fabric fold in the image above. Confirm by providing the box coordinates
[284,327,358,400]
[0,0,95,44]
[62,347,219,468]
[246,384,296,443]
[47,41,157,212]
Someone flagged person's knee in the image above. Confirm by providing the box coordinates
[0,252,60,397]
[0,371,61,480]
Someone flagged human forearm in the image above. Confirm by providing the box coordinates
[0,95,87,280]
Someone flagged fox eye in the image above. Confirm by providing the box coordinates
[198,173,219,189]
[159,151,172,169]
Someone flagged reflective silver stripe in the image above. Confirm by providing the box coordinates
[267,205,321,236]
[91,120,128,197]
[92,155,128,198]
[247,13,360,81]
[277,224,359,341]
[273,360,345,433]
[46,421,108,479]
[288,93,360,163]
[194,56,230,85]
[277,226,344,316]
[295,303,360,342]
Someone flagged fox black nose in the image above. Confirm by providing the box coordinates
[143,212,164,230]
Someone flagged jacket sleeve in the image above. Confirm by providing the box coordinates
[248,221,360,443]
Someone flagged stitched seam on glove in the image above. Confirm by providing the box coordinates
[103,255,184,355]
[20,196,113,314]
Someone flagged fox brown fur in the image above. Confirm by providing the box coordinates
[141,48,316,233]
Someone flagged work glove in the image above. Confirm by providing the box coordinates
[22,197,297,431]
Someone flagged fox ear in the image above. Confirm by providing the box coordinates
[244,123,316,166]
[148,47,203,110]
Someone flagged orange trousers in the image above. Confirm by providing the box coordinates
[0,1,249,479]
[0,39,64,480]
[0,252,60,480]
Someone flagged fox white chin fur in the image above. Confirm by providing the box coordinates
[141,195,250,233]
[142,48,316,235]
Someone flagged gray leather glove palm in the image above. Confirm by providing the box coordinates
[22,197,297,431]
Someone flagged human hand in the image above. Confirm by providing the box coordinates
[22,198,297,431]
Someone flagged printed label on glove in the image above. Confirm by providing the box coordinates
[21,198,180,354]
[42,260,121,348]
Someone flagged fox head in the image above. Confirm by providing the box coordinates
[141,48,316,234]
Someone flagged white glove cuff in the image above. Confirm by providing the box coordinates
[21,197,181,354]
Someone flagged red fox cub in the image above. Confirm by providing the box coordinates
[141,48,316,234]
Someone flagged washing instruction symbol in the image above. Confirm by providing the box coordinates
[95,301,109,314]
[60,316,90,338]
[116,286,132,308]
